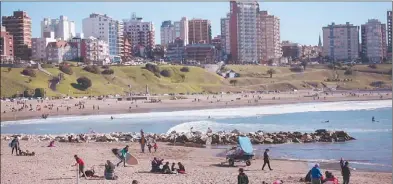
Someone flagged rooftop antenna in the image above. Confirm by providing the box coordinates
[132,12,136,19]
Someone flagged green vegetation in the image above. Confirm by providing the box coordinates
[1,64,392,97]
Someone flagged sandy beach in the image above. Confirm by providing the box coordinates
[1,140,392,184]
[1,90,391,122]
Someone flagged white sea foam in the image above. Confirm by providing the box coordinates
[1,100,391,127]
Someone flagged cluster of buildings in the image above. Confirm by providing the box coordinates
[1,4,392,65]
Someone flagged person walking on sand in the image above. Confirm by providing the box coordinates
[311,163,323,184]
[117,145,129,167]
[262,149,273,170]
[73,155,86,178]
[342,161,351,184]
[10,136,20,155]
[237,168,249,184]
[139,130,147,153]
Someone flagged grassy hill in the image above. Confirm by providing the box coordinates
[1,64,391,97]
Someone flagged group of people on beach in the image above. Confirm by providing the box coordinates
[150,157,186,174]
[300,158,351,184]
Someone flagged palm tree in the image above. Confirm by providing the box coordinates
[267,68,276,78]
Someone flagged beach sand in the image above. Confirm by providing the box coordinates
[1,90,391,122]
[1,140,391,184]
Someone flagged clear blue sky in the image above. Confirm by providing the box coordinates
[1,2,391,45]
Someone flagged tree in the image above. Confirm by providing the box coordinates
[301,61,308,71]
[101,69,114,75]
[83,65,100,74]
[160,69,171,77]
[180,66,190,72]
[229,79,237,86]
[266,68,276,78]
[7,67,12,72]
[77,77,92,90]
[34,88,45,98]
[23,90,33,97]
[21,68,36,77]
[59,64,73,75]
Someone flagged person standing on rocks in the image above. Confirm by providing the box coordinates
[237,168,249,184]
[262,149,273,171]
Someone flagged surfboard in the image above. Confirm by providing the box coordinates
[125,153,139,165]
[111,148,138,165]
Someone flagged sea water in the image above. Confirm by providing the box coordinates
[1,100,391,172]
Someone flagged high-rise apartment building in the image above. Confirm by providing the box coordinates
[361,19,387,63]
[160,21,175,47]
[123,14,155,50]
[41,16,76,41]
[387,11,392,57]
[257,11,282,63]
[188,19,211,44]
[82,13,122,61]
[229,1,259,64]
[0,26,14,61]
[174,17,189,45]
[220,14,231,56]
[322,22,359,61]
[2,11,32,60]
[281,41,301,59]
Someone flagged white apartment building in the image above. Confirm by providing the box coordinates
[82,13,122,61]
[174,17,189,45]
[258,11,282,62]
[220,14,231,55]
[123,14,155,49]
[41,16,75,41]
[361,19,387,63]
[322,22,359,61]
[31,31,56,61]
[82,36,110,64]
[229,1,259,64]
[160,21,175,47]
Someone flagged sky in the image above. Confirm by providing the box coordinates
[1,2,392,45]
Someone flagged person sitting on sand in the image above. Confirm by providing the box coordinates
[177,162,186,174]
[171,163,176,172]
[151,157,164,172]
[104,160,118,180]
[311,163,323,184]
[237,168,249,184]
[132,180,139,184]
[322,171,338,184]
[48,140,55,147]
[162,162,171,174]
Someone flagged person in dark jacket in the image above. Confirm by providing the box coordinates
[262,149,273,170]
[342,161,351,184]
[139,130,147,153]
[10,137,20,155]
[238,168,249,184]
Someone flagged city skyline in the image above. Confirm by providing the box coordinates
[2,2,391,46]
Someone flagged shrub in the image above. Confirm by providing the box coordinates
[83,65,100,74]
[34,88,45,98]
[7,67,12,72]
[290,66,304,72]
[102,69,114,75]
[229,79,237,86]
[21,68,36,77]
[266,68,276,78]
[160,69,171,77]
[23,90,33,97]
[368,64,377,69]
[101,65,110,69]
[344,68,353,75]
[145,63,160,73]
[180,66,190,72]
[59,64,73,75]
[180,74,186,82]
[370,81,385,88]
[77,76,92,90]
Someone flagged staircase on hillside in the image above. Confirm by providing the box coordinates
[37,63,52,76]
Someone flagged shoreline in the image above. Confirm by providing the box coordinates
[1,91,391,122]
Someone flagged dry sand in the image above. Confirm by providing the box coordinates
[1,90,391,122]
[1,140,391,184]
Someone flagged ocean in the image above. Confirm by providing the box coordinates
[1,100,392,172]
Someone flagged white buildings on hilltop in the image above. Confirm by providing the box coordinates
[160,20,175,47]
[82,13,122,62]
[81,36,110,65]
[41,16,75,41]
[258,11,282,63]
[31,31,56,61]
[174,17,189,46]
[220,14,230,56]
[123,14,155,50]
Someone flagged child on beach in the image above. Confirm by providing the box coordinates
[237,168,249,184]
[73,155,86,178]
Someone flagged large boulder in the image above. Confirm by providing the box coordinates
[263,138,274,144]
